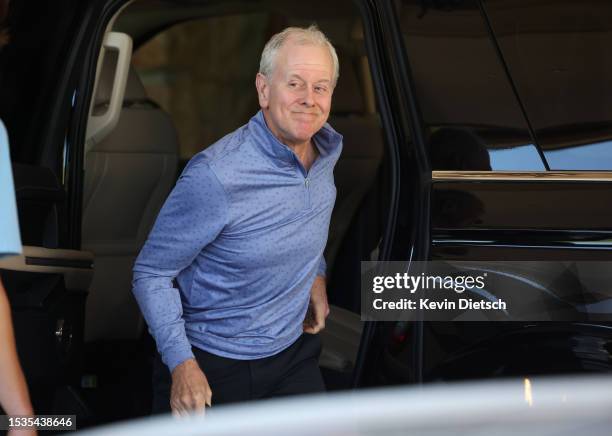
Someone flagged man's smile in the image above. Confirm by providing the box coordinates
[292,112,320,118]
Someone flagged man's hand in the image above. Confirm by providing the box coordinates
[303,275,330,334]
[170,358,212,416]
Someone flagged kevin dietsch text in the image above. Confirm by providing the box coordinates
[372,297,507,311]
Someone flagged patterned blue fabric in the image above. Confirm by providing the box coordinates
[0,120,22,258]
[133,111,342,371]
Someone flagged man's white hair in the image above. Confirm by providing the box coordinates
[259,25,339,86]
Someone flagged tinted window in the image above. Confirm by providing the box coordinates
[396,0,545,171]
[485,0,612,170]
[0,0,83,167]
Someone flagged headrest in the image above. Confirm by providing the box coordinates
[94,51,147,106]
[332,53,366,114]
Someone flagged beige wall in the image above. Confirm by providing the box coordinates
[132,14,268,159]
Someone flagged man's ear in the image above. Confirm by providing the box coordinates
[255,73,270,109]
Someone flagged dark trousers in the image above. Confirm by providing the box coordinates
[152,333,325,413]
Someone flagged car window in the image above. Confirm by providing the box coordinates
[395,0,546,171]
[0,0,86,249]
[0,0,82,168]
[484,0,612,171]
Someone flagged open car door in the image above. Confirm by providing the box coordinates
[0,131,94,416]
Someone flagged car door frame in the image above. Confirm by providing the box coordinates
[0,0,114,413]
[363,0,612,386]
[59,0,433,389]
[351,0,432,387]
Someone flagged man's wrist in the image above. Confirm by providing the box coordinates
[171,357,198,377]
[165,347,196,373]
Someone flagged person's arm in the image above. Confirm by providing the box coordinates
[0,120,36,434]
[132,160,227,412]
[304,254,330,334]
[316,255,327,278]
[0,278,37,436]
[0,279,34,416]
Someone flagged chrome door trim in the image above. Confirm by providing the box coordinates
[432,171,612,182]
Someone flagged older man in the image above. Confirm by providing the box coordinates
[133,25,342,415]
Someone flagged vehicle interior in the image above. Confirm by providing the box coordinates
[78,0,391,423]
[6,0,612,430]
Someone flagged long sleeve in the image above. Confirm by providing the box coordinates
[317,254,327,278]
[132,160,228,372]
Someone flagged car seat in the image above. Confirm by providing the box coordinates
[81,56,179,342]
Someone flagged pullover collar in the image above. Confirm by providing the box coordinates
[248,110,343,167]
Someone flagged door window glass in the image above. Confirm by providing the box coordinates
[485,0,612,170]
[395,0,545,171]
[0,0,81,166]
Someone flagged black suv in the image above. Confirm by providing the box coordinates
[1,0,612,428]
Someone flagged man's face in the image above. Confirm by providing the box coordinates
[256,39,334,148]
